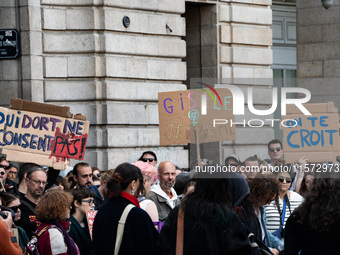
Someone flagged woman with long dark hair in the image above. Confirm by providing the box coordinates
[158,172,251,254]
[285,170,340,254]
[297,172,314,198]
[93,163,158,255]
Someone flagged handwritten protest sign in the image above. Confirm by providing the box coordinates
[158,88,236,145]
[282,102,340,163]
[0,99,90,170]
[86,210,97,240]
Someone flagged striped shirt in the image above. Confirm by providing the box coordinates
[264,191,303,233]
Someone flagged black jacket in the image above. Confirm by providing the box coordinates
[158,206,251,255]
[93,196,158,255]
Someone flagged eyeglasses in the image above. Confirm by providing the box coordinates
[96,173,101,178]
[7,206,20,213]
[8,171,17,175]
[142,158,155,163]
[269,147,281,152]
[0,171,5,176]
[28,177,48,186]
[82,199,95,206]
[278,177,292,183]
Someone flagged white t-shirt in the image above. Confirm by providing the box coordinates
[140,199,152,211]
[264,191,303,232]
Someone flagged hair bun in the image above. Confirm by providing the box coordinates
[113,173,123,183]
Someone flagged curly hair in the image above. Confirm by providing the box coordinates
[247,174,279,208]
[293,171,340,233]
[132,161,157,181]
[36,190,73,222]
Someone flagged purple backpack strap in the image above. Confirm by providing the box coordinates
[153,221,163,233]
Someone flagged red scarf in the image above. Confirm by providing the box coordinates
[120,191,140,208]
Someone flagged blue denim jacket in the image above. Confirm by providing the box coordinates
[260,206,284,251]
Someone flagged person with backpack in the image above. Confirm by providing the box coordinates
[29,189,79,255]
[93,163,158,255]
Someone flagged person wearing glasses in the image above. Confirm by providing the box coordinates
[16,164,48,238]
[0,192,29,253]
[138,151,157,167]
[264,167,303,241]
[7,165,18,183]
[69,189,96,255]
[267,139,284,167]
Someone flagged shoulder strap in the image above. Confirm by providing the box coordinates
[21,199,36,214]
[114,204,135,255]
[176,207,184,255]
[36,225,57,237]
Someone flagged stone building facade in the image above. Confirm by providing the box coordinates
[0,0,337,170]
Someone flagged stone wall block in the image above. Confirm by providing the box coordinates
[232,26,272,46]
[43,33,95,53]
[231,5,271,25]
[220,25,231,43]
[66,8,94,30]
[219,5,230,22]
[67,56,96,77]
[42,8,66,30]
[297,25,322,44]
[233,46,272,65]
[44,81,97,100]
[297,61,323,78]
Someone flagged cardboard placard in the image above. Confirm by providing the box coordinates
[282,102,340,163]
[86,210,97,240]
[158,88,236,145]
[0,100,90,170]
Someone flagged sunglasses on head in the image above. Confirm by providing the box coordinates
[278,177,292,183]
[142,158,155,163]
[269,147,281,152]
[0,165,9,170]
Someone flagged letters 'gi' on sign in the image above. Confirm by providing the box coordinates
[158,88,236,146]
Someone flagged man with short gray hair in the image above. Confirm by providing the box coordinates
[146,161,180,222]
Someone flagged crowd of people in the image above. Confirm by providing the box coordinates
[0,139,339,255]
